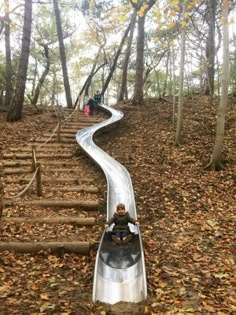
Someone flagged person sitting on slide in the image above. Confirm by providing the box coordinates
[105,203,139,245]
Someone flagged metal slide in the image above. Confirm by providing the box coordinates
[76,105,147,304]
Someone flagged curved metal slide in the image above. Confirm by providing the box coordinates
[76,105,147,304]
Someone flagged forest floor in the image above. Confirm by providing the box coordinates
[0,96,235,315]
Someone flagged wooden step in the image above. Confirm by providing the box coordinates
[4,168,32,175]
[30,138,75,144]
[2,161,77,167]
[5,176,93,184]
[1,216,96,225]
[4,199,99,209]
[47,185,99,193]
[0,241,92,254]
[8,146,72,153]
[3,168,81,175]
[43,133,75,138]
[3,153,73,159]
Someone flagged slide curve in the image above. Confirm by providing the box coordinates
[76,104,147,304]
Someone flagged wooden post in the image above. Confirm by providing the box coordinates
[31,145,36,172]
[36,162,42,197]
[0,167,4,220]
[57,122,61,143]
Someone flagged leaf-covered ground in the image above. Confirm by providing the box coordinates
[0,97,235,315]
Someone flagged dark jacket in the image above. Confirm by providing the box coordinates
[107,211,136,232]
[94,93,101,104]
[88,98,95,109]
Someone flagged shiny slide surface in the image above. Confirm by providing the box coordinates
[76,105,147,304]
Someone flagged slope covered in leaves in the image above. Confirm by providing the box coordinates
[96,96,235,315]
[0,96,235,314]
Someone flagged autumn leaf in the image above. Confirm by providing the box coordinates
[40,293,49,300]
[158,281,168,288]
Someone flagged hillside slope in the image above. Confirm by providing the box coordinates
[0,97,235,314]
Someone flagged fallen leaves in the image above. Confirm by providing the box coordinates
[0,97,235,314]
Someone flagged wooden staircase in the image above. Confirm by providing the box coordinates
[0,109,106,255]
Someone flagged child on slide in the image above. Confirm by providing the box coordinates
[105,203,139,245]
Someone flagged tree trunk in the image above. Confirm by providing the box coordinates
[4,0,13,108]
[171,47,176,127]
[175,6,186,146]
[31,44,50,106]
[131,0,156,105]
[204,0,216,95]
[118,11,136,102]
[74,48,107,107]
[162,50,170,97]
[52,0,73,108]
[6,0,32,122]
[205,0,229,170]
[101,20,132,97]
[132,15,145,105]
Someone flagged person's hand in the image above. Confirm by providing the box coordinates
[105,224,109,228]
[135,221,140,226]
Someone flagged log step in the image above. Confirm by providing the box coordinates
[2,161,77,167]
[3,153,73,159]
[4,199,99,209]
[4,168,32,175]
[28,143,73,148]
[5,177,93,184]
[47,185,99,193]
[1,216,96,225]
[8,146,72,153]
[0,241,92,254]
[37,168,81,173]
[44,133,75,138]
[29,138,75,144]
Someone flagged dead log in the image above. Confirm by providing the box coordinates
[4,199,99,209]
[0,241,92,254]
[1,216,96,225]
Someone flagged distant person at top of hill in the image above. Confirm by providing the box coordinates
[94,91,102,105]
[87,98,95,116]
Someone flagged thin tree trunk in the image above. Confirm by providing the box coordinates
[162,50,170,97]
[171,47,176,127]
[205,0,229,170]
[31,44,50,106]
[101,20,132,96]
[204,0,216,95]
[4,0,12,108]
[118,11,136,102]
[132,15,145,104]
[175,7,186,146]
[52,0,73,108]
[6,0,32,122]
